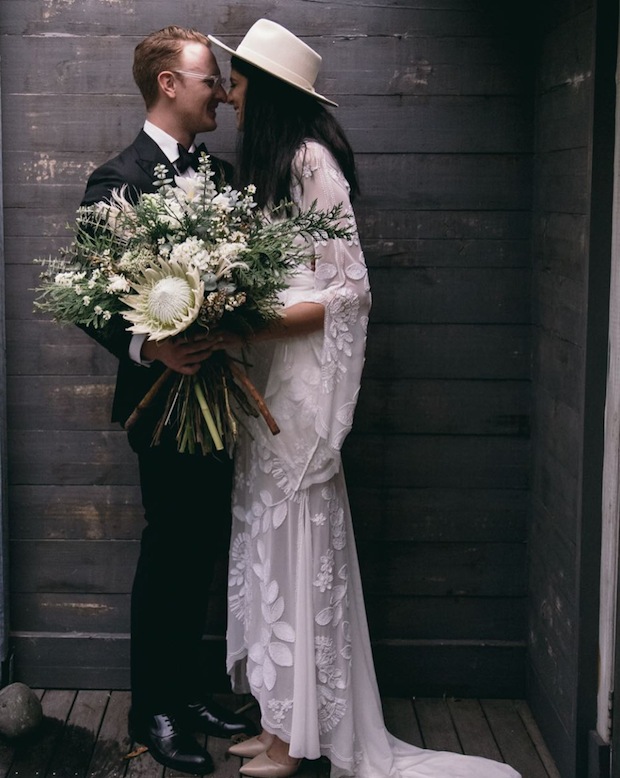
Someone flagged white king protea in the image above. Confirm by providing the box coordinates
[121,259,204,341]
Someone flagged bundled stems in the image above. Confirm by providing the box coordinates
[124,353,279,454]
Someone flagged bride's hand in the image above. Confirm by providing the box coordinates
[202,329,245,351]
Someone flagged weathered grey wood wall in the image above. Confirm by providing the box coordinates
[528,1,601,777]
[0,0,532,695]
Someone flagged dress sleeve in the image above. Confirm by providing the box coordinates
[291,141,371,459]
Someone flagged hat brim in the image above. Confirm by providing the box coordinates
[208,34,339,108]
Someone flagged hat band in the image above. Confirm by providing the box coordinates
[236,44,316,92]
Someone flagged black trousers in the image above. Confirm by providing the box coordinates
[130,442,233,715]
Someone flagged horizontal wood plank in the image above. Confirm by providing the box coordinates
[2,96,532,156]
[349,487,528,543]
[8,376,530,436]
[8,430,530,488]
[8,234,531,269]
[4,154,533,212]
[10,591,527,641]
[2,34,526,97]
[8,321,532,380]
[537,11,594,94]
[0,1,503,38]
[10,538,526,597]
[532,212,587,282]
[535,147,589,215]
[537,81,593,154]
[532,268,586,347]
[373,641,526,698]
[5,208,532,241]
[10,484,527,542]
[11,634,526,697]
[9,263,532,324]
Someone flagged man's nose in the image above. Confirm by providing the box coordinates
[216,84,228,102]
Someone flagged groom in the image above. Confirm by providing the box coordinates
[81,26,253,775]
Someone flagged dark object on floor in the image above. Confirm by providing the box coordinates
[0,683,43,738]
[181,698,258,738]
[128,710,214,775]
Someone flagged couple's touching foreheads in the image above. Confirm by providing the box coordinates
[79,19,521,778]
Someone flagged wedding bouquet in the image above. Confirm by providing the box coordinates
[35,154,351,455]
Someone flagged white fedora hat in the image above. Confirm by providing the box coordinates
[208,19,338,107]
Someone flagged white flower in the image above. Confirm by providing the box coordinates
[54,272,74,287]
[170,236,212,269]
[173,174,204,202]
[82,296,91,306]
[94,305,103,315]
[103,310,112,320]
[107,274,131,294]
[212,192,234,211]
[121,259,204,341]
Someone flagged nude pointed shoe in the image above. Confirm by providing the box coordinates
[238,751,301,777]
[228,734,274,758]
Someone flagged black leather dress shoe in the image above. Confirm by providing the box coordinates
[181,698,258,738]
[128,711,214,775]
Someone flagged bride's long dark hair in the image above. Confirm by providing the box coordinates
[231,55,359,209]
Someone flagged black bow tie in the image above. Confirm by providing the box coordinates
[176,142,208,173]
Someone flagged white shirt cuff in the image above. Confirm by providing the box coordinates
[129,333,153,366]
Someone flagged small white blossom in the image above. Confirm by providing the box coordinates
[82,296,91,306]
[107,274,131,294]
[212,193,234,211]
[94,305,103,315]
[103,310,112,320]
[54,272,74,287]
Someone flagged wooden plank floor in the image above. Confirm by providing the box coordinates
[0,692,562,778]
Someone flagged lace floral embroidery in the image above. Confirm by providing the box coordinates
[322,288,360,392]
[316,563,348,627]
[228,531,251,622]
[317,685,347,734]
[267,698,294,723]
[315,636,346,690]
[248,541,296,692]
[314,549,335,593]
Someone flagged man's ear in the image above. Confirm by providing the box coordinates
[157,71,176,100]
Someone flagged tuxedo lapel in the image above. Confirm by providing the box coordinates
[132,130,177,192]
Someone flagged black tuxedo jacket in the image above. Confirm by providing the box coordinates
[80,130,233,441]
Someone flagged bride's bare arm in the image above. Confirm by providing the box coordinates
[203,301,325,351]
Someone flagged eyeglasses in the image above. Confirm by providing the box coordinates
[173,70,227,90]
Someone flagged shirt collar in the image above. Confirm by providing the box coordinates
[143,120,195,163]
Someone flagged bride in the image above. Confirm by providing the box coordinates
[206,19,521,778]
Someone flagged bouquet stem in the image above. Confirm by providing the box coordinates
[193,376,224,451]
[125,367,173,430]
[229,361,280,436]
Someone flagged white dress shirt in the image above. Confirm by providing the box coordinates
[128,121,198,366]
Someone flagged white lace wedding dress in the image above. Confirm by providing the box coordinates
[226,141,520,778]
